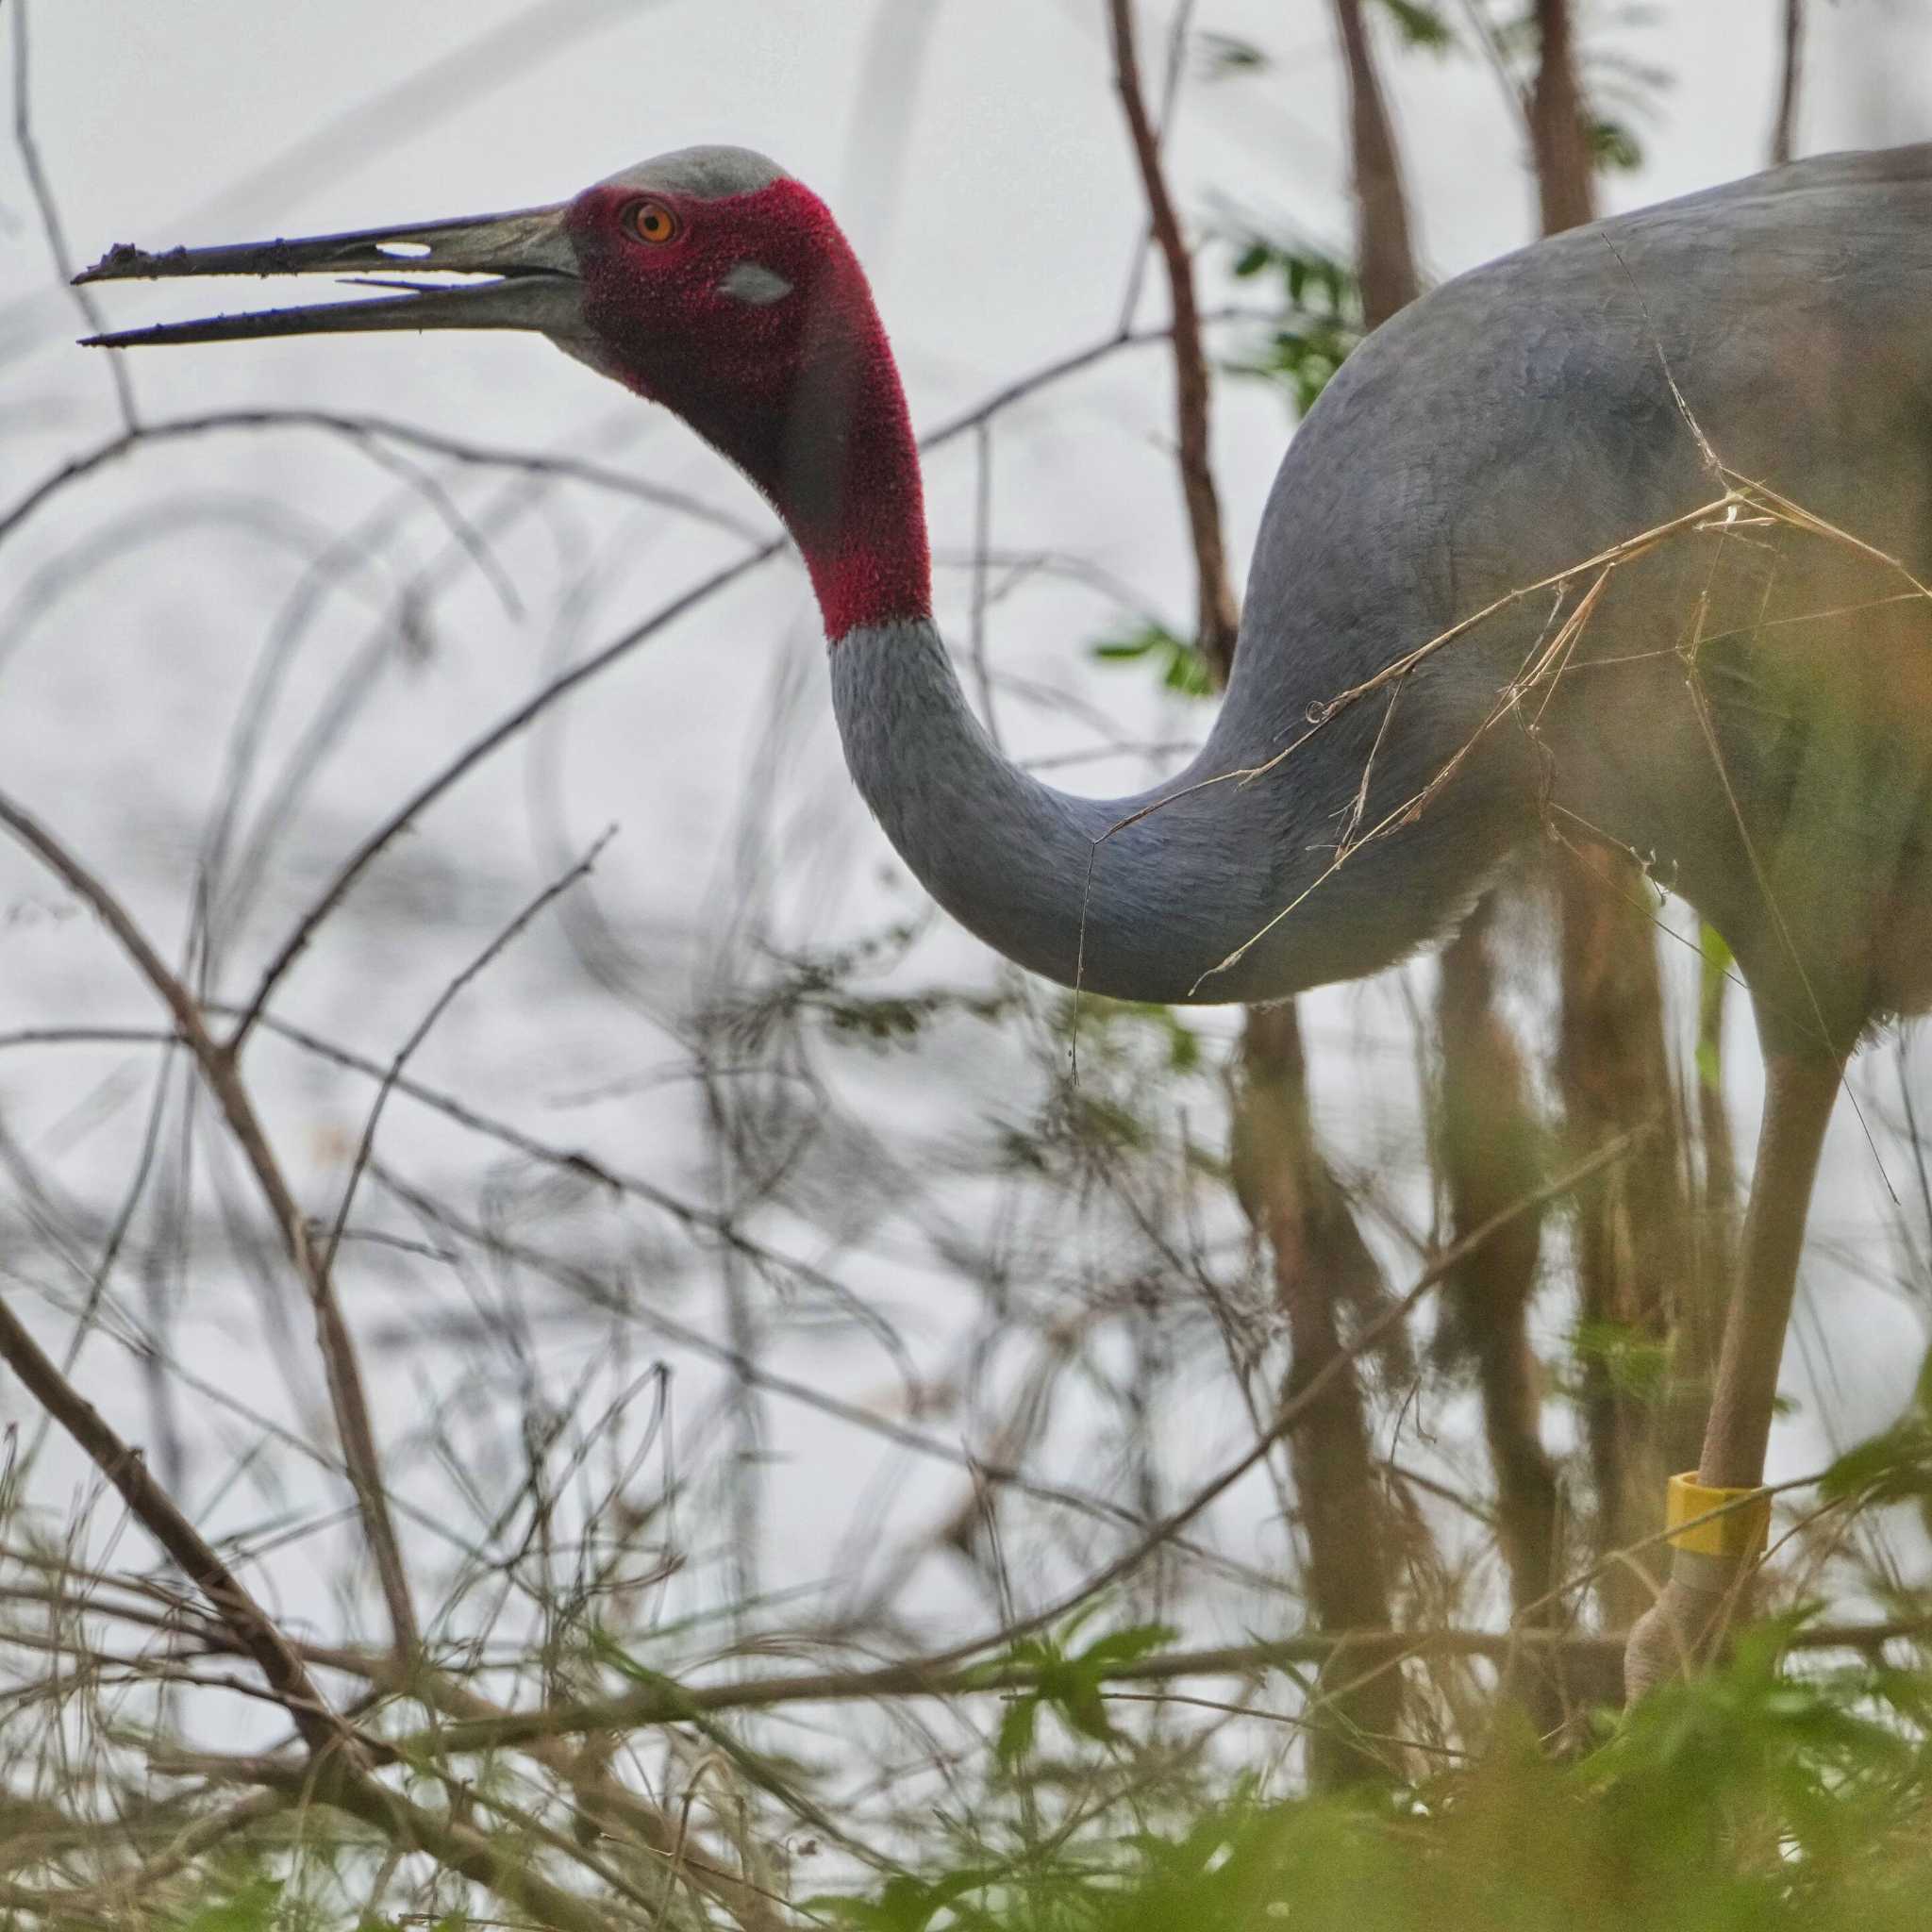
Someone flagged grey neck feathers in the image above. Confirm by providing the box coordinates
[829,619,1500,1006]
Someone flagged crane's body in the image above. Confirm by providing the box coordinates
[79,139,1932,1694]
[842,145,1932,1041]
[1242,142,1932,1052]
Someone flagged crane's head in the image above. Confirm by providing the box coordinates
[78,146,930,632]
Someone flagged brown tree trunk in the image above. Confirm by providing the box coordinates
[1336,0,1567,1732]
[1770,0,1804,166]
[1235,1004,1404,1787]
[1435,898,1563,1735]
[1554,864,1702,1624]
[1528,0,1702,1632]
[1106,0,1403,1786]
[1529,0,1595,236]
[1331,0,1420,326]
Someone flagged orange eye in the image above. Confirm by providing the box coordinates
[627,198,680,245]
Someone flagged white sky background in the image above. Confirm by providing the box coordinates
[5,0,1932,1732]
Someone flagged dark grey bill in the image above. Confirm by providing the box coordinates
[75,204,581,347]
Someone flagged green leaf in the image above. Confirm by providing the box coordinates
[1694,1035,1722,1091]
[1199,30,1268,78]
[1571,1320,1670,1402]
[799,1903,893,1930]
[1217,232,1365,413]
[1055,1667,1119,1743]
[1591,117,1644,173]
[807,1871,1002,1932]
[1091,623,1216,700]
[1076,1621,1180,1669]
[1161,641,1215,697]
[1816,1352,1932,1540]
[1819,1411,1932,1529]
[995,1690,1041,1766]
[179,1879,283,1932]
[824,993,940,1043]
[1374,0,1455,51]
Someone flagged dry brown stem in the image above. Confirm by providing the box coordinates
[1232,1004,1404,1784]
[0,791,419,1657]
[1771,0,1804,166]
[1104,0,1407,1785]
[1105,0,1241,676]
[0,1290,346,1754]
[1331,0,1422,326]
[1530,0,1595,236]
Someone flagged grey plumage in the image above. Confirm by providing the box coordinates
[838,144,1932,1054]
[598,146,790,202]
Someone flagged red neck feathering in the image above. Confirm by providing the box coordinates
[573,177,931,641]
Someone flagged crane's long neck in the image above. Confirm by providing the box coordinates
[752,330,1321,1004]
[830,617,1312,1002]
[754,255,1472,1005]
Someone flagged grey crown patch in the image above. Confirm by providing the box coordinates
[719,261,793,306]
[598,145,789,203]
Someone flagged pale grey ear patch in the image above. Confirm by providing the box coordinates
[720,261,793,306]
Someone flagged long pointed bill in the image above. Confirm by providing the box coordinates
[75,204,582,347]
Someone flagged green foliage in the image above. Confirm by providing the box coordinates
[1374,0,1456,53]
[808,1870,1008,1931]
[177,1877,284,1932]
[813,1633,1932,1931]
[711,922,1025,1055]
[991,995,1212,1186]
[1224,236,1363,418]
[1000,1089,1149,1173]
[823,989,1014,1045]
[1820,1345,1932,1539]
[1591,116,1645,173]
[1696,923,1735,1091]
[972,1607,1180,1765]
[1095,227,1366,698]
[1054,993,1205,1077]
[1091,622,1216,698]
[1569,1319,1672,1403]
[1197,31,1268,79]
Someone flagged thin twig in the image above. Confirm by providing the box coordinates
[0,790,421,1657]
[321,827,614,1274]
[0,408,762,552]
[11,0,136,431]
[0,1289,346,1755]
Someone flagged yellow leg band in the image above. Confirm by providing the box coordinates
[1664,1472,1770,1560]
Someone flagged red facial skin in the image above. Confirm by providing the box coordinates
[564,177,932,642]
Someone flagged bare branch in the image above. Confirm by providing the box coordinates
[0,1290,346,1755]
[1331,0,1422,327]
[321,827,615,1273]
[0,791,420,1656]
[1771,0,1804,165]
[1104,0,1241,677]
[10,0,137,431]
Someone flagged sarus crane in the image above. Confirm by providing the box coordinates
[79,142,1932,1700]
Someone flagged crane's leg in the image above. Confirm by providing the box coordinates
[1623,1047,1844,1703]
